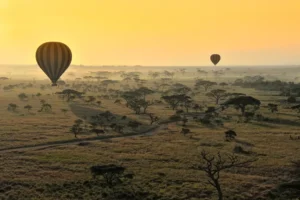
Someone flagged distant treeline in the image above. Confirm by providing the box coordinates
[233,75,300,95]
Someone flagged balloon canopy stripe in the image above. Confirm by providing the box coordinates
[53,43,59,80]
[36,42,72,85]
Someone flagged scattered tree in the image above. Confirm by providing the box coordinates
[24,105,32,112]
[194,150,257,200]
[206,89,227,104]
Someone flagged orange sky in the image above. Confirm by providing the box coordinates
[0,0,300,66]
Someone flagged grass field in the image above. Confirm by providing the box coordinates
[0,67,299,200]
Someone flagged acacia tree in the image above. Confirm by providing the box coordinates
[61,108,68,115]
[139,99,154,114]
[85,96,96,104]
[121,91,138,107]
[219,82,228,88]
[148,113,159,125]
[128,121,142,130]
[24,105,32,112]
[148,71,160,79]
[195,150,257,200]
[122,88,154,114]
[38,101,52,113]
[56,89,84,102]
[206,89,227,104]
[36,93,42,99]
[70,119,84,138]
[169,83,191,95]
[193,103,204,112]
[18,93,28,101]
[183,98,193,113]
[222,96,261,116]
[135,87,154,100]
[163,70,175,79]
[268,103,278,113]
[195,80,217,91]
[159,83,170,91]
[8,103,18,112]
[161,94,191,110]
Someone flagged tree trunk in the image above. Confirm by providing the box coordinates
[241,106,245,116]
[215,181,223,200]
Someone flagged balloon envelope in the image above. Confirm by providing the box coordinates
[36,42,72,86]
[210,54,221,65]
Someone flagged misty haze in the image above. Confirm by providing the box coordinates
[1,0,300,200]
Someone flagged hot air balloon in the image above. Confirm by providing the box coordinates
[210,54,221,66]
[36,42,72,86]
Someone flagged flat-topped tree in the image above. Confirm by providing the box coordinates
[219,82,228,87]
[135,87,154,100]
[24,105,32,112]
[90,164,129,187]
[222,96,261,116]
[148,71,160,79]
[159,83,170,91]
[195,79,217,91]
[193,103,204,113]
[206,89,227,104]
[39,103,52,113]
[162,94,191,110]
[61,108,68,115]
[163,70,175,79]
[8,103,18,112]
[121,91,138,107]
[85,96,96,104]
[56,89,84,102]
[18,93,28,101]
[122,77,131,83]
[196,69,208,78]
[170,83,191,95]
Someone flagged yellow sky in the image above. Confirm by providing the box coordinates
[0,0,300,66]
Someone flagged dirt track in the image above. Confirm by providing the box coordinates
[0,123,168,153]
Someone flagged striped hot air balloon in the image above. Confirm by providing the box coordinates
[210,54,221,66]
[36,42,72,86]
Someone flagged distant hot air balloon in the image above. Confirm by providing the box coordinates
[210,54,221,66]
[36,42,72,86]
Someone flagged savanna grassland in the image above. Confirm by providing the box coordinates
[0,66,300,200]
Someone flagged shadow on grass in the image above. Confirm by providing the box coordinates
[249,122,276,128]
[277,112,298,117]
[235,139,255,147]
[262,117,300,127]
[69,103,123,121]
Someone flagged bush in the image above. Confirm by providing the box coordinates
[233,145,250,154]
[287,96,296,103]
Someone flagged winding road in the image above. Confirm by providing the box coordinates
[0,123,169,153]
